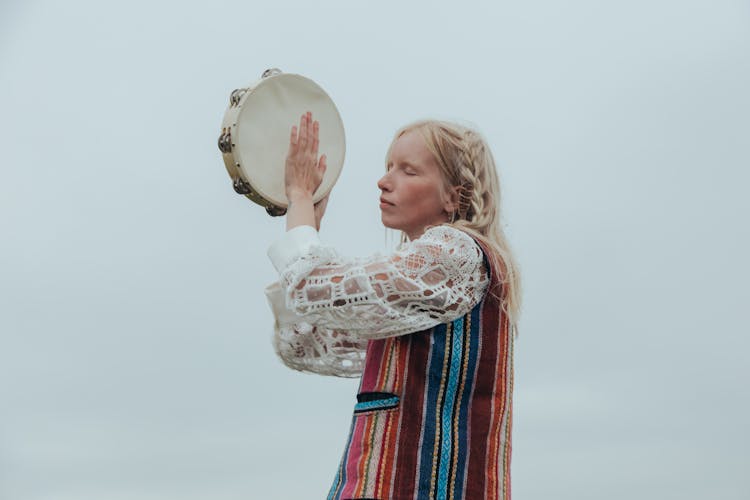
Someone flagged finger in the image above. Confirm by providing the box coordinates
[305,112,313,151]
[314,191,329,211]
[289,125,298,154]
[306,112,314,152]
[319,193,330,213]
[312,120,319,156]
[298,113,308,150]
[314,193,328,208]
[318,154,327,173]
[317,155,327,187]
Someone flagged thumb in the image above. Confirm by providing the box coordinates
[316,192,329,209]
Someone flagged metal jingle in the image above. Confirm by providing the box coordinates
[232,177,252,195]
[265,205,287,217]
[261,67,282,78]
[229,88,246,107]
[218,130,232,154]
[217,131,225,153]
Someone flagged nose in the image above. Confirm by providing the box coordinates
[377,171,392,192]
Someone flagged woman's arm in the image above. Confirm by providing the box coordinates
[269,225,489,340]
[265,225,488,377]
[266,281,367,377]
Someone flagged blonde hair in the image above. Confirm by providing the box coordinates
[387,120,523,335]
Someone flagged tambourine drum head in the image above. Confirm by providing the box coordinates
[234,74,345,207]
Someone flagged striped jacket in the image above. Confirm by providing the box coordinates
[327,244,514,500]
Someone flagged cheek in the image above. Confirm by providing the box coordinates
[408,184,444,212]
[405,179,434,198]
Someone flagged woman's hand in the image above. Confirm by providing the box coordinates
[285,111,327,202]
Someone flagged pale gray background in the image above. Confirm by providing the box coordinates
[1,0,748,499]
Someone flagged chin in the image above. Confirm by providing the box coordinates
[380,215,400,232]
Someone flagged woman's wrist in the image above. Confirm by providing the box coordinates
[287,188,313,204]
[286,190,316,232]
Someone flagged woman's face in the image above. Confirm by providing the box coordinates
[378,130,455,240]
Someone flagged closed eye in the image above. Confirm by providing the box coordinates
[386,162,419,175]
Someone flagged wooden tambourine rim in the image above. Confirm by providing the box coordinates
[219,72,345,213]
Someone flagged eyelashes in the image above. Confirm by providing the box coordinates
[386,164,418,175]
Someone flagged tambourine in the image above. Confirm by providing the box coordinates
[218,68,346,216]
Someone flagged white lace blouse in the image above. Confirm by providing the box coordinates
[264,224,489,377]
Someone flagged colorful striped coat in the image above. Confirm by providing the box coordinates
[327,245,514,500]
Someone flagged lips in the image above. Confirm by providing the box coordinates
[380,197,394,206]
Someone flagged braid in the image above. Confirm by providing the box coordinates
[456,130,486,223]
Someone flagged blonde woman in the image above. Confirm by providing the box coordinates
[265,112,522,500]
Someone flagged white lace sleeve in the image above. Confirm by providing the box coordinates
[265,282,368,377]
[265,225,489,377]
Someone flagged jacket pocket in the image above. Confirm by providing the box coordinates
[354,391,400,414]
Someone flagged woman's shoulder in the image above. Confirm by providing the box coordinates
[408,225,485,269]
[420,224,482,250]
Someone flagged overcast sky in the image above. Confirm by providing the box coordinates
[1,0,748,499]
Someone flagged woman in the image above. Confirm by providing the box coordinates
[265,112,522,500]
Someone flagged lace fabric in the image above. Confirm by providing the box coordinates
[265,225,489,377]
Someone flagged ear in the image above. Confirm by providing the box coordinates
[443,185,461,214]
